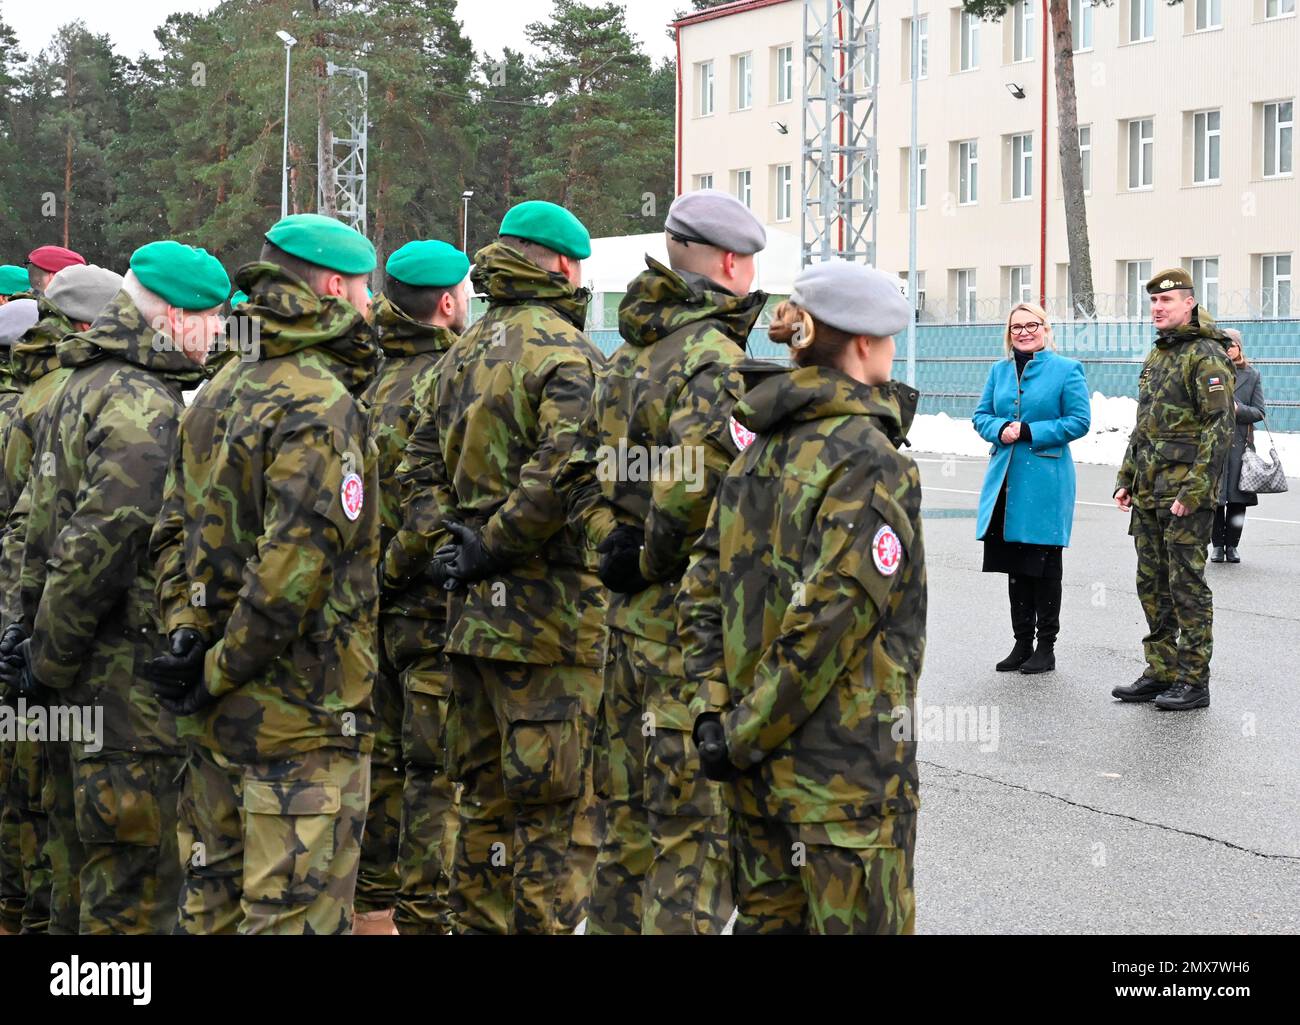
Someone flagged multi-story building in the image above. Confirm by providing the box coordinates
[674,0,1299,322]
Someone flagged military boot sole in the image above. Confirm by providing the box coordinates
[1111,681,1171,702]
[1155,690,1210,711]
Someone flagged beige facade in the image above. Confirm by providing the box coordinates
[675,0,1299,321]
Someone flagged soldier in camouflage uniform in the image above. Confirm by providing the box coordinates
[148,214,380,935]
[0,267,120,935]
[680,263,926,934]
[360,240,469,936]
[562,190,769,934]
[1112,269,1235,712]
[392,201,606,934]
[1,245,225,934]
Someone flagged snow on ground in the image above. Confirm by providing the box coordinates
[911,391,1300,479]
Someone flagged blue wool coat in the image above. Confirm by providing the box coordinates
[973,350,1091,547]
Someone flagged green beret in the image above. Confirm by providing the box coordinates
[499,201,591,260]
[386,240,470,288]
[0,264,30,297]
[129,241,231,311]
[229,290,249,307]
[1147,267,1194,295]
[266,213,376,275]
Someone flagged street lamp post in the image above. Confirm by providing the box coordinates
[277,30,297,220]
[461,190,475,253]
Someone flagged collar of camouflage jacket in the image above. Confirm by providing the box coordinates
[370,294,458,357]
[56,291,208,388]
[11,295,75,383]
[735,365,919,448]
[1155,304,1227,349]
[471,242,591,331]
[617,257,767,349]
[235,262,378,390]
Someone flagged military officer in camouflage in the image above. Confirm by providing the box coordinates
[148,213,381,935]
[1112,268,1235,711]
[680,262,925,934]
[562,189,769,934]
[22,246,86,297]
[0,263,122,935]
[359,239,470,936]
[1,243,225,934]
[393,200,606,934]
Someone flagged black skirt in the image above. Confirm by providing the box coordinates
[982,481,1063,579]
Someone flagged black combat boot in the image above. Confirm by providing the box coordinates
[1210,546,1225,563]
[1154,681,1210,710]
[1020,577,1060,675]
[1224,546,1240,564]
[1111,675,1173,702]
[996,575,1036,671]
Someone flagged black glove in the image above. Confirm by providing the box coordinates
[596,524,651,595]
[693,712,738,783]
[154,676,219,717]
[432,520,502,589]
[0,625,27,703]
[0,638,50,704]
[143,627,208,687]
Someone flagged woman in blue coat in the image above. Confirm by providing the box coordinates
[973,303,1091,674]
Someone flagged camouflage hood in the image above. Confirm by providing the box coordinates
[11,294,76,384]
[235,262,378,394]
[736,365,919,449]
[56,290,208,389]
[617,257,767,349]
[471,241,590,331]
[371,293,457,357]
[1156,305,1227,350]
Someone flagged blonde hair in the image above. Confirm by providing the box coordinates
[769,300,857,369]
[1003,301,1056,358]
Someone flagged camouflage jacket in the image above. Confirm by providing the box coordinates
[1116,309,1235,511]
[563,257,768,650]
[0,355,20,479]
[363,294,457,766]
[679,367,927,823]
[150,263,381,764]
[388,243,606,668]
[0,296,77,626]
[19,292,205,757]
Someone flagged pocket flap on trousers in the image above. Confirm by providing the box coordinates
[502,695,580,725]
[243,779,341,817]
[403,664,451,699]
[644,697,694,732]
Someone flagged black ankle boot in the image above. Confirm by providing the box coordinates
[1020,577,1060,675]
[1020,640,1056,674]
[997,638,1035,671]
[998,575,1036,671]
[1225,546,1240,563]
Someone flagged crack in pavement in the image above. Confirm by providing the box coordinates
[920,759,1300,863]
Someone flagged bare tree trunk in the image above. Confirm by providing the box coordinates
[313,2,336,217]
[1049,0,1094,317]
[63,62,76,248]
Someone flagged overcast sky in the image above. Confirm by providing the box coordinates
[1,0,683,63]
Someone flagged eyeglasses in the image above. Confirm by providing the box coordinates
[1009,321,1044,335]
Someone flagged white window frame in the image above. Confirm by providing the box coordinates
[735,53,753,111]
[1193,109,1222,184]
[1072,0,1094,51]
[1195,0,1223,30]
[1009,266,1033,304]
[960,11,980,71]
[1266,0,1296,20]
[910,16,929,80]
[1186,257,1220,312]
[1128,118,1154,190]
[1012,133,1034,200]
[956,269,978,321]
[775,45,794,104]
[774,164,793,222]
[1078,125,1092,193]
[1264,100,1294,178]
[916,146,928,208]
[959,139,979,205]
[1129,0,1155,42]
[696,62,715,117]
[734,168,752,209]
[1125,260,1153,318]
[694,173,714,191]
[1261,253,1293,318]
[1013,1,1035,63]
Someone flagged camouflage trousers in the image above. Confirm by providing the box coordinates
[395,649,459,935]
[43,738,84,935]
[175,743,370,935]
[444,653,599,935]
[0,737,22,933]
[589,630,732,935]
[0,736,50,933]
[355,759,403,914]
[732,813,917,935]
[1130,504,1216,687]
[74,751,184,935]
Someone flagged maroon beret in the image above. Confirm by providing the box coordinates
[27,245,87,274]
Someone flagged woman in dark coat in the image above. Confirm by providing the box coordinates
[1212,329,1266,564]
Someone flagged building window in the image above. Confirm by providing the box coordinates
[1078,125,1092,192]
[960,11,980,71]
[916,146,928,208]
[694,174,714,191]
[909,16,929,80]
[959,140,979,204]
[1125,260,1153,318]
[1195,0,1222,30]
[1009,266,1033,304]
[1012,133,1033,199]
[1128,0,1155,42]
[1128,118,1154,189]
[734,169,752,209]
[774,164,793,221]
[1013,1,1035,62]
[955,269,978,321]
[1072,0,1094,50]
[1261,253,1293,318]
[1193,109,1221,184]
[1186,257,1220,313]
[696,62,714,117]
[735,53,753,111]
[910,270,927,315]
[775,45,794,104]
[1266,0,1296,19]
[1264,100,1294,177]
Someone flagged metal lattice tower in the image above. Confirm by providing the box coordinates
[318,63,368,234]
[800,0,880,266]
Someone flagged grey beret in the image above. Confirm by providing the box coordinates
[790,261,912,338]
[664,189,767,255]
[0,298,39,347]
[45,264,124,323]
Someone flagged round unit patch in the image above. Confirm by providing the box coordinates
[341,472,365,522]
[872,524,903,577]
[729,416,757,452]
